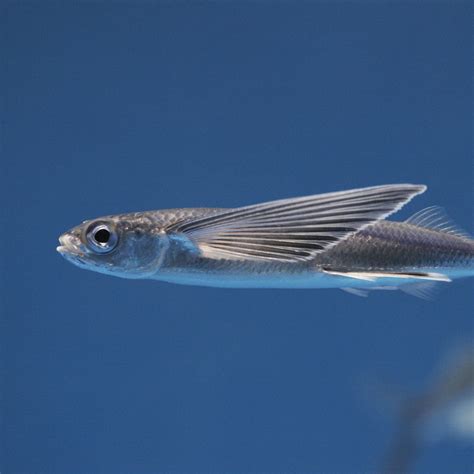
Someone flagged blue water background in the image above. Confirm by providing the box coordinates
[2,2,473,473]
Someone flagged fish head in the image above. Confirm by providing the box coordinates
[57,214,167,278]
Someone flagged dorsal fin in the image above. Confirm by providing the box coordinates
[405,206,472,240]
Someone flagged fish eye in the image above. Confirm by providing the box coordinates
[94,228,110,243]
[86,222,118,253]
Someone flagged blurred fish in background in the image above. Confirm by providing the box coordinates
[380,345,474,473]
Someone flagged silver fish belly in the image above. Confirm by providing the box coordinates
[57,184,474,295]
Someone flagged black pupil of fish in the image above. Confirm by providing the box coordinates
[94,228,110,244]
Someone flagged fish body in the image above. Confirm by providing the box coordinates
[57,184,474,295]
[156,218,474,289]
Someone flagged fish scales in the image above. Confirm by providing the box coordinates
[316,221,474,272]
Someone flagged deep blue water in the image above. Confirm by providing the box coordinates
[2,2,473,473]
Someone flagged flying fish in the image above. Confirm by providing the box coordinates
[57,184,474,296]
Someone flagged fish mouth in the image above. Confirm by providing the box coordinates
[57,233,93,269]
[57,233,85,258]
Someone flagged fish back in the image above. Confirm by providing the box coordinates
[316,221,474,272]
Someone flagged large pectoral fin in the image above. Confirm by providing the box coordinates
[167,184,426,262]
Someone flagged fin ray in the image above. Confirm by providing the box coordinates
[341,288,369,297]
[405,206,471,240]
[168,184,426,262]
[400,281,440,300]
[341,283,439,299]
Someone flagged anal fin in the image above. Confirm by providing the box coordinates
[400,281,440,300]
[341,288,369,297]
[340,283,438,300]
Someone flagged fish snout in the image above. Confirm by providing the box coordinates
[57,232,83,255]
